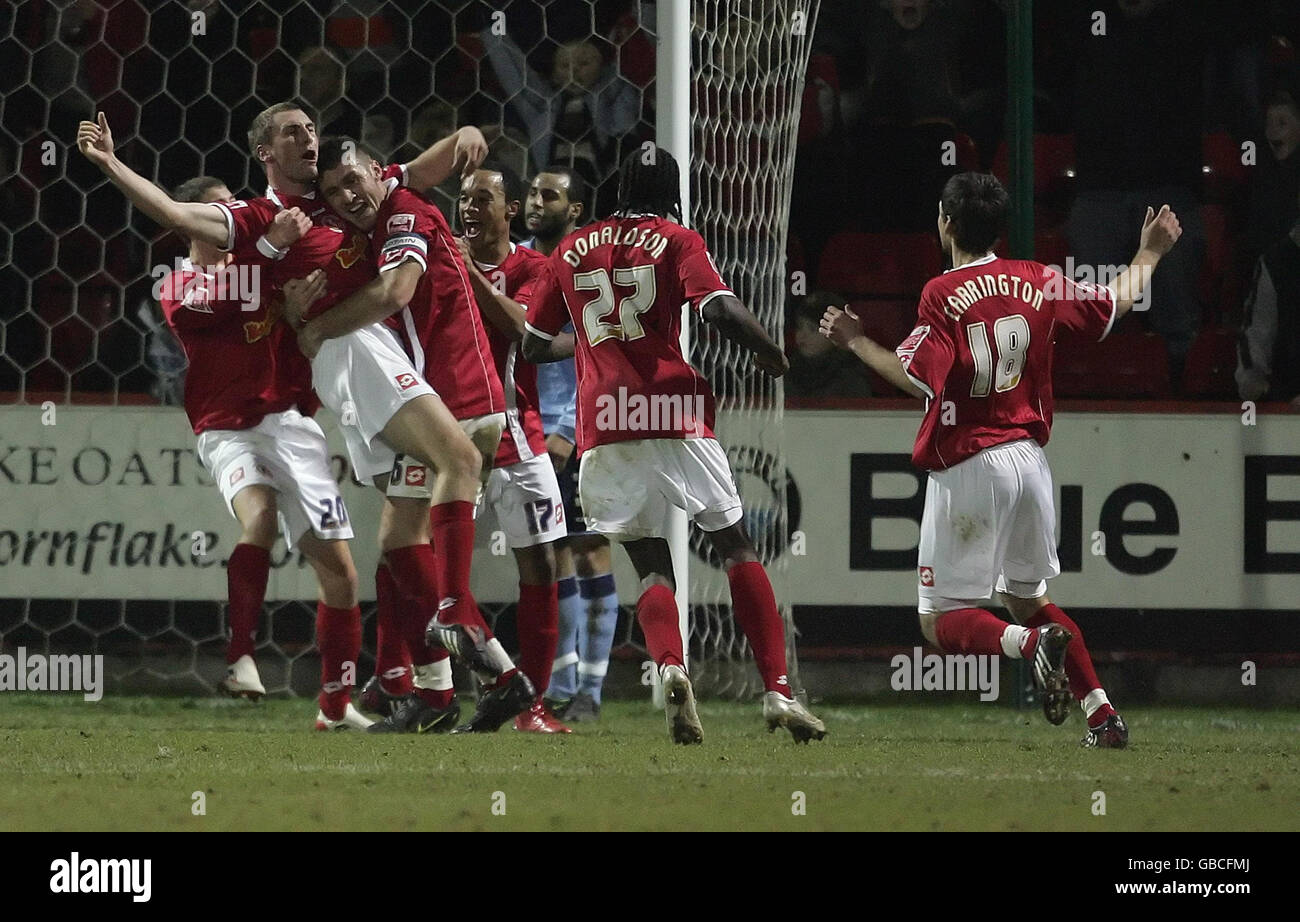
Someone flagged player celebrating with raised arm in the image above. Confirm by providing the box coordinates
[821,173,1182,748]
[521,167,621,723]
[521,147,827,745]
[120,170,363,727]
[298,138,536,733]
[78,105,494,731]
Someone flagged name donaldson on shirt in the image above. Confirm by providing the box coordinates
[560,224,670,266]
[941,273,1047,321]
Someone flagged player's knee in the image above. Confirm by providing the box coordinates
[239,504,279,547]
[446,437,481,485]
[517,543,557,585]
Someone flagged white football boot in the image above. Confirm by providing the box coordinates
[660,664,703,745]
[762,691,827,743]
[314,701,375,731]
[218,654,266,701]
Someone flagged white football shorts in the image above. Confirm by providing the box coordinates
[917,438,1060,612]
[312,322,435,483]
[483,453,567,549]
[196,408,352,548]
[578,437,743,542]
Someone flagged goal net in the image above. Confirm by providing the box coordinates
[680,1,821,698]
[1,0,818,701]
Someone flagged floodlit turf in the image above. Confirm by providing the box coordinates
[0,694,1296,831]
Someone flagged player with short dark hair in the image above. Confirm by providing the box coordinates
[522,147,827,745]
[301,137,536,733]
[821,172,1184,748]
[444,163,577,732]
[520,165,619,721]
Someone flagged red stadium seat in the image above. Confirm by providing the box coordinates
[1181,326,1239,398]
[1202,132,1247,203]
[1199,204,1229,317]
[1054,329,1171,398]
[990,134,1076,196]
[817,232,942,297]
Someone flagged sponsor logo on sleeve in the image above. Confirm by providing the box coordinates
[387,213,415,233]
[229,467,245,486]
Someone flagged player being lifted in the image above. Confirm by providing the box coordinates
[521,167,621,722]
[77,105,497,729]
[296,137,536,733]
[452,163,575,733]
[821,173,1183,748]
[522,147,827,745]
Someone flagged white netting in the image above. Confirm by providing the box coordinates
[1,0,814,699]
[684,1,820,697]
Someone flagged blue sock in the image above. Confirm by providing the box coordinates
[547,576,580,701]
[577,573,618,704]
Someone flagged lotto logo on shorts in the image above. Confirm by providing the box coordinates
[404,465,427,487]
[919,566,935,587]
[395,373,418,390]
[229,467,245,486]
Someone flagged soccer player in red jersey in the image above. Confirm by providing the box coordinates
[455,164,575,733]
[298,137,535,733]
[125,170,362,727]
[522,148,827,744]
[78,105,494,730]
[821,173,1183,748]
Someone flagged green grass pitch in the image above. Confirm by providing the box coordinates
[1,695,1296,831]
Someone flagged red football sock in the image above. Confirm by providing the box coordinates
[384,544,440,664]
[429,501,493,638]
[515,581,559,699]
[317,602,361,720]
[374,564,412,697]
[226,543,269,663]
[637,583,683,668]
[727,561,792,697]
[934,607,1010,656]
[1027,603,1107,706]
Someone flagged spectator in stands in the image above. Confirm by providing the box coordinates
[1237,191,1300,404]
[478,29,639,203]
[296,47,361,136]
[1247,87,1300,265]
[1066,0,1206,381]
[785,292,873,400]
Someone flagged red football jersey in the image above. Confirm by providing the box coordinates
[524,216,730,452]
[158,258,296,434]
[897,254,1116,470]
[371,180,504,420]
[470,242,548,467]
[211,188,375,416]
